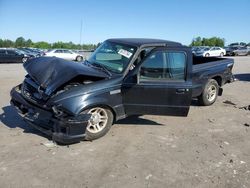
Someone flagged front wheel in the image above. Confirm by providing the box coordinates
[220,52,224,57]
[198,79,219,106]
[76,56,83,62]
[22,57,28,63]
[84,107,113,141]
[205,53,210,57]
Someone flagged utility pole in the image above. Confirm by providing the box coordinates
[79,19,83,49]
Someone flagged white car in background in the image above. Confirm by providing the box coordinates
[195,47,226,57]
[45,49,83,61]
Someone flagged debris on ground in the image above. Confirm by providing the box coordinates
[208,118,215,123]
[233,170,237,175]
[41,141,57,148]
[244,123,250,127]
[239,105,250,111]
[145,174,152,180]
[223,100,236,106]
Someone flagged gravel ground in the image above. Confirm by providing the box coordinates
[0,57,249,188]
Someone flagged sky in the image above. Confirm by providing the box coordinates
[0,0,250,45]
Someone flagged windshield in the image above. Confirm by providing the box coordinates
[88,41,136,73]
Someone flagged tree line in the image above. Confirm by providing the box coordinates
[190,37,226,47]
[0,37,100,50]
[0,36,249,49]
[191,37,250,47]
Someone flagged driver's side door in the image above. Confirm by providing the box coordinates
[122,47,192,116]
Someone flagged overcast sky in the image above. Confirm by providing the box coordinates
[0,0,249,45]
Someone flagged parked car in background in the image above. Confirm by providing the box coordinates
[225,47,238,56]
[17,48,38,58]
[229,42,247,47]
[195,47,226,57]
[234,47,249,56]
[247,46,250,54]
[45,49,83,61]
[19,48,44,57]
[225,46,248,56]
[0,48,31,63]
[192,46,209,55]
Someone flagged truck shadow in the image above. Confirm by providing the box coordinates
[0,105,163,140]
[117,115,163,126]
[0,105,50,139]
[234,74,250,81]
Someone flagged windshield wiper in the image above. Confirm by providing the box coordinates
[84,60,112,77]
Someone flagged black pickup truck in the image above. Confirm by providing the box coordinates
[10,38,234,144]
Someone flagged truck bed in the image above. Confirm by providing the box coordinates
[193,56,233,71]
[192,56,234,98]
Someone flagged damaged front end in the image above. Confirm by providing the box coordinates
[10,84,91,144]
[10,57,109,144]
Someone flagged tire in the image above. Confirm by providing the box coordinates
[22,57,28,63]
[220,52,224,57]
[84,107,113,141]
[205,53,210,57]
[198,79,219,106]
[76,56,83,62]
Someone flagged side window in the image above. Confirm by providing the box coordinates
[140,51,186,81]
[55,50,61,53]
[140,51,164,79]
[0,50,6,54]
[65,50,72,54]
[166,52,186,80]
[6,50,16,55]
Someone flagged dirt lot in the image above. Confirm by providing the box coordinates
[0,57,249,188]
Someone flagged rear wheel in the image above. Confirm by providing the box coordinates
[76,56,83,62]
[84,107,113,141]
[198,79,219,106]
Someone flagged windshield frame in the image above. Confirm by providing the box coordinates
[87,41,137,75]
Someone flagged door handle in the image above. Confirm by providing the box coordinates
[176,88,187,94]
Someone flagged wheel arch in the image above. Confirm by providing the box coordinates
[79,103,117,123]
[211,75,222,86]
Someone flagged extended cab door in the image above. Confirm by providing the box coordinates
[122,47,192,116]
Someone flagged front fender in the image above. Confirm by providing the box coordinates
[52,90,123,117]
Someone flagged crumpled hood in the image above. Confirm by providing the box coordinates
[23,57,108,96]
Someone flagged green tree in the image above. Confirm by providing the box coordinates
[33,41,51,49]
[15,37,26,47]
[0,39,3,47]
[0,37,99,50]
[3,39,14,47]
[25,39,33,47]
[191,36,225,47]
[191,37,202,46]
